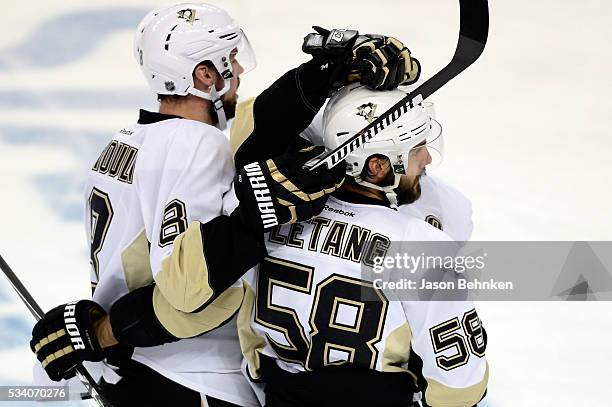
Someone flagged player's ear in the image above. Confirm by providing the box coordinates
[365,156,385,182]
[193,64,217,90]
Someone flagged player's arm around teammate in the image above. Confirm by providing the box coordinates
[29,6,420,395]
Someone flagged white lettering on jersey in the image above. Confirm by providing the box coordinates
[243,162,278,228]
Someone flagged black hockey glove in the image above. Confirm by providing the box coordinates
[234,146,346,234]
[302,26,421,91]
[352,34,421,90]
[30,300,106,381]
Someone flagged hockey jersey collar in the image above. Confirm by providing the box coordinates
[138,109,183,124]
[332,190,392,208]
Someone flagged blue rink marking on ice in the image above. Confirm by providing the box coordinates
[0,125,110,159]
[0,126,110,222]
[0,6,499,405]
[33,173,86,222]
[0,8,148,70]
[0,317,31,349]
[0,90,149,109]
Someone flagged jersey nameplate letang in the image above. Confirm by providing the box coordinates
[267,216,391,267]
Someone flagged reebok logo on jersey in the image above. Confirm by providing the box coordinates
[243,162,278,228]
[323,205,355,217]
[63,302,86,350]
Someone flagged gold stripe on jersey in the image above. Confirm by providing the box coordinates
[155,221,213,312]
[382,322,412,373]
[426,362,489,407]
[152,284,244,338]
[230,97,256,160]
[237,281,267,379]
[121,230,153,292]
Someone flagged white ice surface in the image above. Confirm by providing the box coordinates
[0,1,611,406]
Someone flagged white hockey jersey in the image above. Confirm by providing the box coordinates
[399,174,474,242]
[238,195,488,406]
[83,110,257,406]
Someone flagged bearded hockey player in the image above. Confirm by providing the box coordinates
[237,84,488,407]
[28,3,421,406]
[299,100,473,242]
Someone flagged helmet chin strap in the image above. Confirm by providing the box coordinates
[356,174,402,209]
[188,79,231,130]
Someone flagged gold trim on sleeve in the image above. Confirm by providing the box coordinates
[153,284,244,338]
[425,362,489,407]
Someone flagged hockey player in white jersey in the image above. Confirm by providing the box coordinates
[28,3,422,406]
[236,84,488,406]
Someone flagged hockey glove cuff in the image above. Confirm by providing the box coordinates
[234,146,346,235]
[30,300,106,381]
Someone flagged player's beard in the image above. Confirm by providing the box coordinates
[396,172,424,205]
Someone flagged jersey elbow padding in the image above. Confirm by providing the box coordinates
[152,284,245,338]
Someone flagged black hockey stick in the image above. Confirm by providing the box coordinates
[0,254,113,407]
[309,0,489,170]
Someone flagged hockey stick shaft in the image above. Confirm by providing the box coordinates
[310,0,489,171]
[0,254,113,407]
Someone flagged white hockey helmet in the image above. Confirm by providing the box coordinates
[323,83,443,206]
[134,3,256,128]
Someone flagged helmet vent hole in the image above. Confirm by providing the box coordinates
[219,32,239,41]
[164,33,172,50]
[208,29,215,33]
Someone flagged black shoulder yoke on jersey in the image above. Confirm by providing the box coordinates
[332,189,393,208]
[137,110,183,124]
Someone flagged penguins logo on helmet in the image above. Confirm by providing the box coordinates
[356,102,378,123]
[177,9,198,24]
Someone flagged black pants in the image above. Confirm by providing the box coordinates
[260,356,418,407]
[99,358,241,407]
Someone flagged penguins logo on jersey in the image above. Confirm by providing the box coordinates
[425,215,443,231]
[177,9,198,24]
[356,102,378,123]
